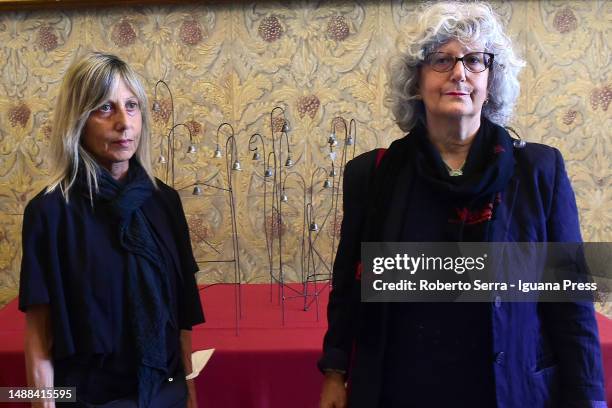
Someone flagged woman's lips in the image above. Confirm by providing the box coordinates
[445,92,469,96]
[113,139,132,147]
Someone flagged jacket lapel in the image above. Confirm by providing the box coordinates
[381,160,414,241]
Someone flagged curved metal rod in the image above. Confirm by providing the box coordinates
[280,171,308,284]
[153,80,175,184]
[248,133,267,178]
[265,150,279,210]
[268,107,291,319]
[167,123,194,146]
[310,166,329,206]
[215,122,235,158]
[276,128,292,298]
[303,200,320,312]
[348,118,358,160]
[265,151,277,174]
[279,130,292,159]
[266,149,281,289]
[257,147,274,284]
[248,133,269,266]
[167,123,195,187]
[270,106,287,133]
[224,134,239,190]
[305,203,316,228]
[221,130,243,325]
[281,171,307,193]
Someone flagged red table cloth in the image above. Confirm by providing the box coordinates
[0,283,329,408]
[1,284,612,407]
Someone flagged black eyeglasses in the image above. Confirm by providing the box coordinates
[424,52,494,73]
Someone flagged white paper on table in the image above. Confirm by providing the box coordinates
[185,349,215,380]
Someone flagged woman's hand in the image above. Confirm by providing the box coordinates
[186,378,198,408]
[319,372,347,408]
[24,305,55,408]
[180,330,198,407]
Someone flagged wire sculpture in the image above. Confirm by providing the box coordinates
[283,118,357,321]
[152,83,357,328]
[250,109,357,325]
[152,80,242,334]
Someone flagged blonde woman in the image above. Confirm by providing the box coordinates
[19,53,204,408]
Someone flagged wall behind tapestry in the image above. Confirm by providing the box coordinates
[0,1,610,306]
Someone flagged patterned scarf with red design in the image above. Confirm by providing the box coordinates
[363,117,515,243]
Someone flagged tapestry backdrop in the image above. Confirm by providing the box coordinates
[0,1,610,309]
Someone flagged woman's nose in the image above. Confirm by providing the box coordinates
[114,107,129,131]
[449,59,467,82]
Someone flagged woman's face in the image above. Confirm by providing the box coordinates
[418,39,489,125]
[81,77,142,172]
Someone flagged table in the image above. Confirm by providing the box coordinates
[0,283,329,408]
[2,284,612,407]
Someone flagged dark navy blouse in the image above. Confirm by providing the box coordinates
[19,180,204,404]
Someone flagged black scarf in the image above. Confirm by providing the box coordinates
[76,160,170,408]
[364,117,515,243]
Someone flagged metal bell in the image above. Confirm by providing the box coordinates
[309,222,319,232]
[232,160,242,171]
[192,185,203,196]
[187,144,197,154]
[264,168,274,178]
[280,192,288,202]
[282,121,291,133]
[346,135,354,146]
[285,156,294,167]
[213,146,222,158]
[328,133,337,147]
[158,155,167,164]
[152,101,161,112]
[323,179,332,189]
[252,151,261,161]
[329,168,337,177]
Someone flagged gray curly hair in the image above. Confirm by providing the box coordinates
[386,1,525,132]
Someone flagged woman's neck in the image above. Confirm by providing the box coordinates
[425,116,481,170]
[101,161,129,181]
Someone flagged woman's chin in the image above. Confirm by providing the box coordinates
[434,110,480,122]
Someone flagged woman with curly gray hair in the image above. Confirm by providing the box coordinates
[319,2,606,407]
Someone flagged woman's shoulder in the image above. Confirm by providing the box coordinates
[24,187,66,216]
[518,141,560,160]
[514,141,564,175]
[345,149,384,174]
[152,178,180,200]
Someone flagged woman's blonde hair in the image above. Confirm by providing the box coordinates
[47,52,156,201]
[386,1,526,132]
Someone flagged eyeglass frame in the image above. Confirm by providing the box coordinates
[423,51,495,73]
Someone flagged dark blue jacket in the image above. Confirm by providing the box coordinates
[319,142,606,408]
[19,180,204,402]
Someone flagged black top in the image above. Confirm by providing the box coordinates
[19,179,204,404]
[379,131,495,407]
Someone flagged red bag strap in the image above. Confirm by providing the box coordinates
[375,148,387,168]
